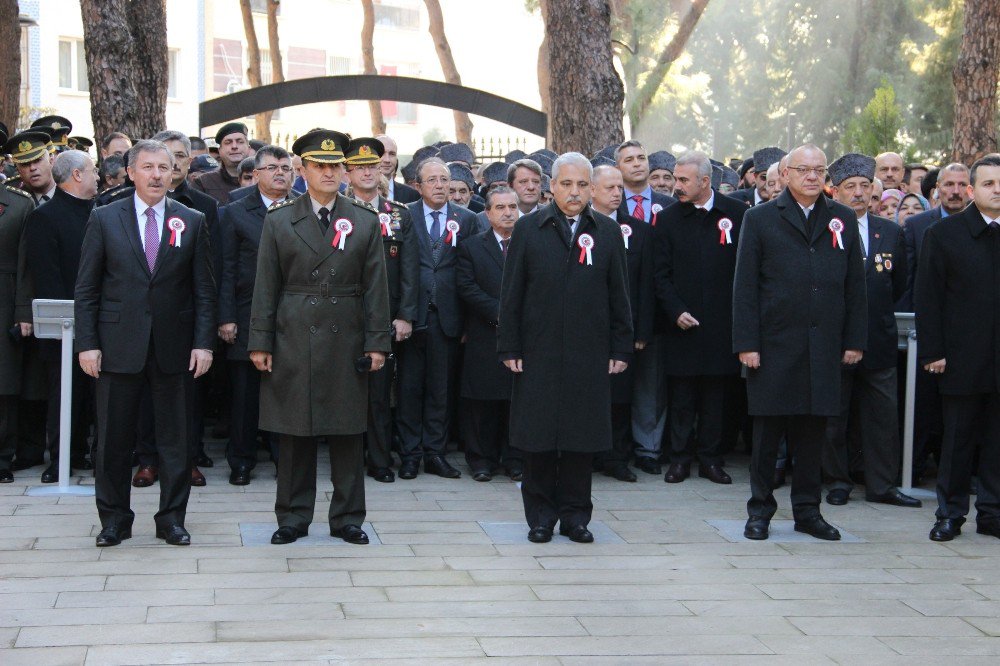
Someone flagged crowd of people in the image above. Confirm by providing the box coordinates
[0,112,998,547]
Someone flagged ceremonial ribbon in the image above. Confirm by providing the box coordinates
[578,234,594,265]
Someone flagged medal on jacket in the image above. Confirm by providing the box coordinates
[828,218,845,250]
[378,212,393,238]
[445,219,460,247]
[620,223,632,249]
[167,217,185,248]
[332,218,353,250]
[651,203,662,227]
[718,218,733,245]
[578,233,594,265]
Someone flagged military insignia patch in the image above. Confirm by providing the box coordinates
[321,139,336,151]
[389,245,399,257]
[18,141,31,153]
[359,145,373,157]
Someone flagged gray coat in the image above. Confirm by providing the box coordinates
[732,190,867,416]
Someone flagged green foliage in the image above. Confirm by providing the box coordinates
[843,80,903,155]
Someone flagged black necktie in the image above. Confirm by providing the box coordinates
[803,206,814,236]
[564,217,575,243]
[501,238,510,257]
[318,207,331,234]
[990,220,999,233]
[430,210,441,239]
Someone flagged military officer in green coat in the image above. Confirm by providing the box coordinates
[248,129,391,545]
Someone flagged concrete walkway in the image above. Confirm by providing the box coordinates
[1,445,999,664]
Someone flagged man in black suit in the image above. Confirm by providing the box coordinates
[822,153,920,508]
[730,147,787,207]
[499,152,633,544]
[76,139,216,547]
[655,151,747,486]
[218,144,295,485]
[733,144,868,542]
[25,150,98,482]
[397,157,479,479]
[917,155,1000,542]
[375,134,420,204]
[456,186,519,481]
[613,140,676,475]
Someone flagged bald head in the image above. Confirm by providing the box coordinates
[591,164,624,216]
[375,134,398,179]
[875,152,904,189]
[783,144,828,205]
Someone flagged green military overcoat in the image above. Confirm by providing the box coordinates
[248,193,390,436]
[0,186,35,395]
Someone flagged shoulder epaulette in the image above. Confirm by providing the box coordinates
[388,199,405,208]
[4,185,31,199]
[350,198,378,214]
[267,198,296,213]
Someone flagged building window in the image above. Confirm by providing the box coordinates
[58,39,88,92]
[374,4,420,30]
[167,49,178,98]
[328,55,351,76]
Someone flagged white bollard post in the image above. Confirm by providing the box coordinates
[901,331,918,494]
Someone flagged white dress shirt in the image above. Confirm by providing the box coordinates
[695,191,715,212]
[422,202,448,235]
[857,212,870,256]
[134,194,166,247]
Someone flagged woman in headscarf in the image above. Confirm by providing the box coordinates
[878,188,904,220]
[895,191,929,227]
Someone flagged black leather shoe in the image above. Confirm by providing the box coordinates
[472,471,492,482]
[635,457,662,475]
[271,526,306,544]
[560,525,594,543]
[772,466,786,489]
[424,455,461,479]
[41,463,62,483]
[929,518,963,542]
[698,464,732,484]
[367,467,395,483]
[331,524,369,544]
[976,521,1000,539]
[867,488,922,508]
[604,466,637,482]
[155,525,191,546]
[527,526,552,543]
[826,489,850,506]
[11,458,43,471]
[664,462,690,483]
[506,467,523,482]
[95,525,132,547]
[398,459,420,480]
[229,466,252,486]
[193,453,214,468]
[744,518,769,540]
[0,470,12,483]
[794,516,841,541]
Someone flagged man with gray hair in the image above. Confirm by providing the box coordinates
[24,150,99,482]
[499,152,633,543]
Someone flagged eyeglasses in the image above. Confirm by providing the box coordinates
[419,176,449,185]
[788,166,827,177]
[256,165,293,174]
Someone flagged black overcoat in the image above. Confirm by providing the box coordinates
[732,190,868,416]
[498,204,633,452]
[606,211,653,403]
[656,192,747,377]
[0,186,34,395]
[860,214,907,370]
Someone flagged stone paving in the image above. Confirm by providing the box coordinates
[2,442,1000,664]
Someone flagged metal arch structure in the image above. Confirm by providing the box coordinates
[199,75,548,138]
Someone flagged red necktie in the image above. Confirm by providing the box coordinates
[631,195,645,221]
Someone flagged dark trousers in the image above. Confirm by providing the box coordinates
[521,450,593,529]
[748,415,826,522]
[937,393,1000,523]
[823,365,900,497]
[365,353,396,470]
[15,400,47,464]
[136,388,156,466]
[274,433,365,532]
[913,366,944,478]
[187,374,208,460]
[668,375,727,466]
[228,360,262,470]
[43,351,92,463]
[94,351,191,530]
[396,313,458,461]
[0,395,16,470]
[595,403,631,470]
[460,398,519,473]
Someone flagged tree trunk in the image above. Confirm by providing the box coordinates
[536,0,551,144]
[124,0,167,138]
[952,0,1000,164]
[361,0,385,136]
[423,0,473,144]
[0,0,20,133]
[239,0,272,142]
[627,0,709,135]
[267,1,285,85]
[544,0,624,155]
[81,0,140,144]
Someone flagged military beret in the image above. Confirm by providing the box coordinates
[481,161,508,186]
[292,129,350,164]
[590,155,615,168]
[215,122,249,145]
[711,165,723,190]
[721,165,740,188]
[344,137,384,166]
[4,131,52,164]
[752,146,786,172]
[504,149,527,164]
[828,152,876,186]
[189,154,219,173]
[439,142,475,166]
[541,173,551,193]
[449,163,475,188]
[648,151,676,173]
[738,157,755,179]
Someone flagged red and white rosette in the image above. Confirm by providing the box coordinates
[718,217,733,245]
[167,217,185,248]
[577,233,595,265]
[332,218,353,250]
[445,219,460,247]
[378,212,393,238]
[828,217,845,250]
[651,203,663,227]
[620,223,632,249]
